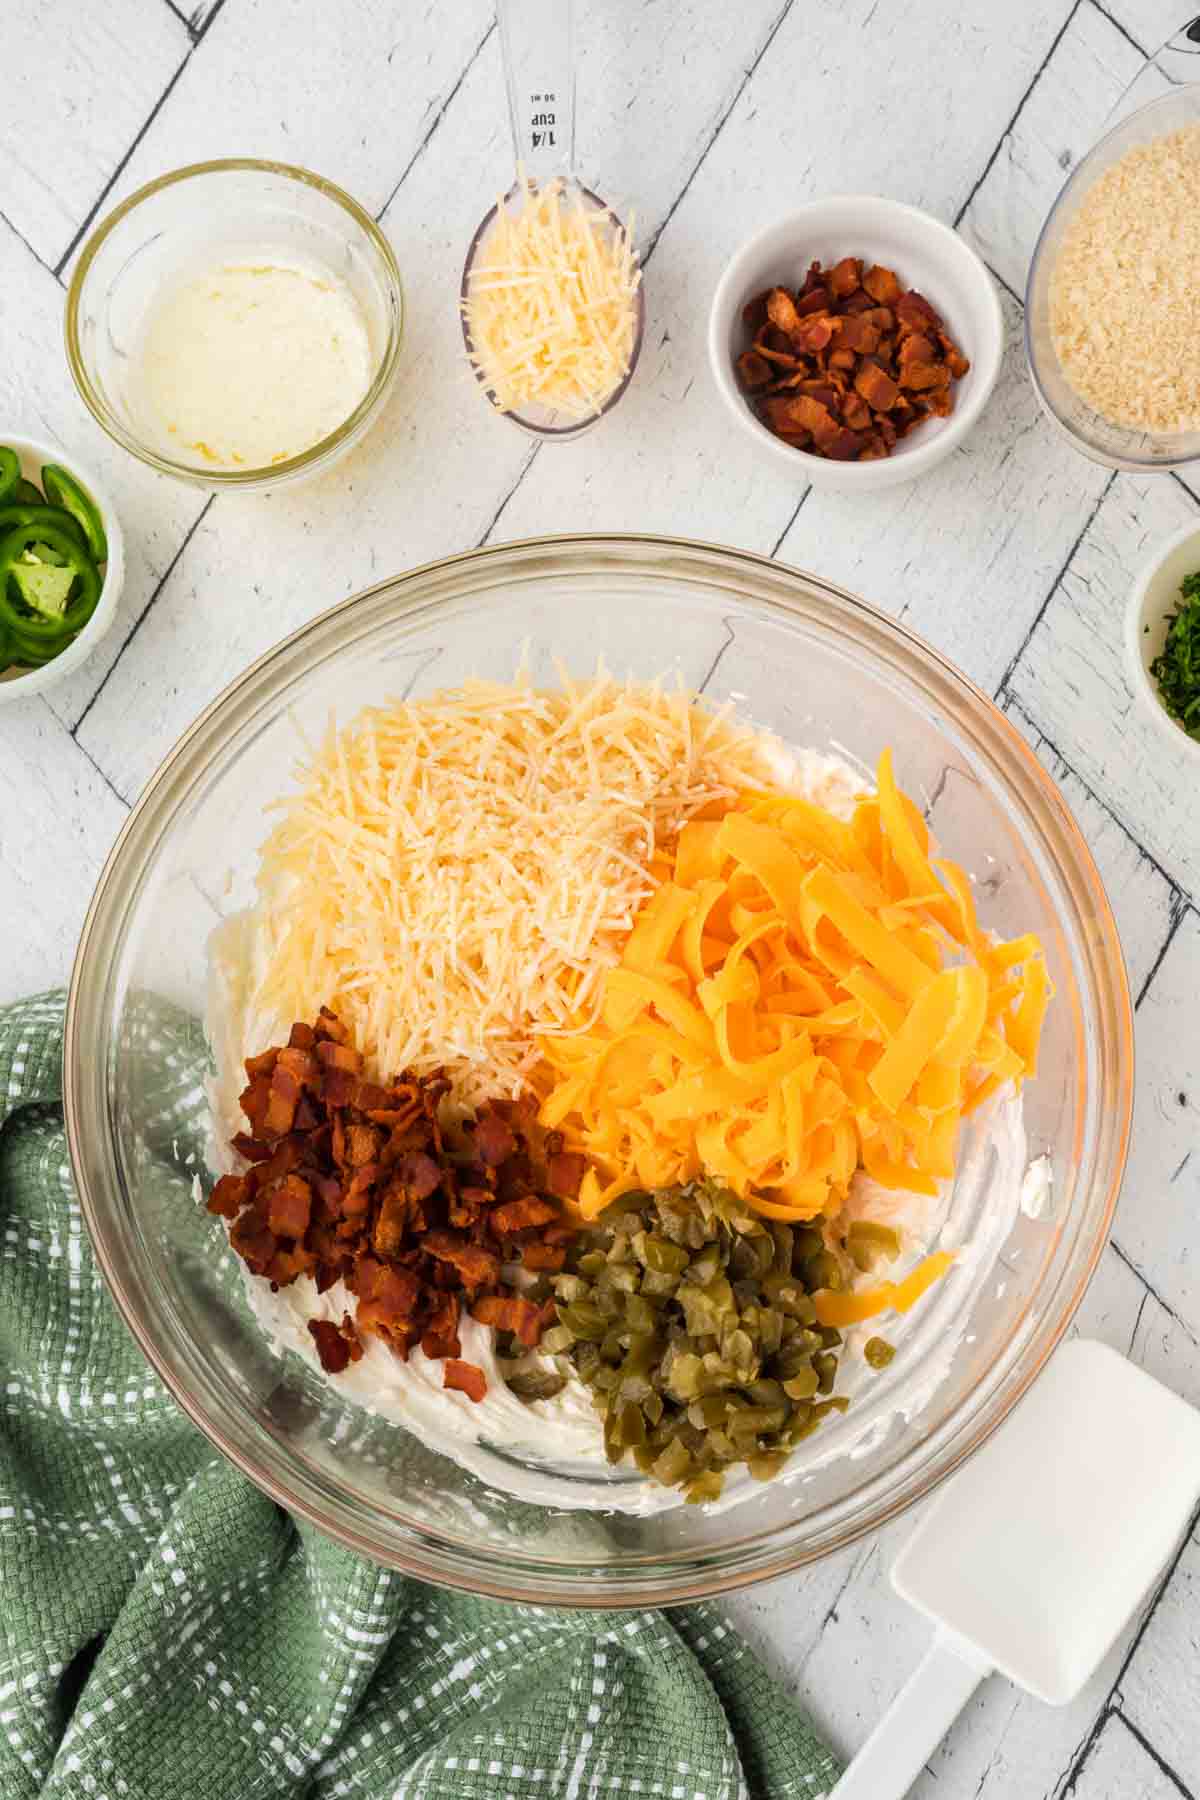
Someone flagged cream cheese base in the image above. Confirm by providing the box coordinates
[134,255,372,470]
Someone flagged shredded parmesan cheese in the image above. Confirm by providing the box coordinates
[251,672,781,1108]
[1050,124,1200,434]
[463,177,640,420]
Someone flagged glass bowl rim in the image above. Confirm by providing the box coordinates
[64,531,1134,1605]
[1024,85,1200,472]
[63,156,405,489]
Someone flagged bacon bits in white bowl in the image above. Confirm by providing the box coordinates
[708,196,1003,492]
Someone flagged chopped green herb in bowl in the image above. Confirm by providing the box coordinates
[1150,570,1200,740]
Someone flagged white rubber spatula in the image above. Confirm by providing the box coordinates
[831,1338,1200,1800]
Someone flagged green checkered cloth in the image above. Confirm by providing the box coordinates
[0,993,839,1800]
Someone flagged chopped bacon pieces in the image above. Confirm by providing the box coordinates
[315,1039,363,1075]
[396,1150,442,1200]
[543,1152,586,1209]
[521,1243,566,1272]
[862,263,902,305]
[213,1010,584,1388]
[472,1293,545,1348]
[207,1173,247,1219]
[420,1293,462,1361]
[735,257,970,464]
[736,348,772,389]
[473,1108,517,1168]
[854,360,900,413]
[267,1174,312,1241]
[424,1229,503,1288]
[828,255,862,299]
[488,1195,559,1237]
[308,1314,363,1375]
[443,1359,488,1403]
[265,1062,303,1136]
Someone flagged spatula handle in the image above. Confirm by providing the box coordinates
[829,1630,991,1800]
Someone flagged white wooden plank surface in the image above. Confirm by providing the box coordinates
[1108,906,1200,1332]
[1115,1532,1200,1795]
[958,0,1148,299]
[1099,0,1198,58]
[1003,694,1181,999]
[4,0,187,270]
[181,0,223,32]
[1007,471,1200,902]
[1070,1712,1191,1800]
[60,0,496,242]
[0,702,128,1001]
[7,2,1200,1794]
[774,290,1109,696]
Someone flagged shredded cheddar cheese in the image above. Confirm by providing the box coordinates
[534,750,1050,1221]
[251,673,782,1110]
[463,177,640,420]
[812,1251,957,1328]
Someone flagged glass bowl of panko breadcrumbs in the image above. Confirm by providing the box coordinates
[1027,77,1200,469]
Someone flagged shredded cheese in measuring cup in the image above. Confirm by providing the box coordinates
[463,177,640,420]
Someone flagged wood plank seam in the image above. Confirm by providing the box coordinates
[952,0,1083,231]
[191,0,229,44]
[56,719,132,816]
[770,494,812,558]
[982,257,1023,308]
[993,471,1119,700]
[640,0,798,266]
[1133,893,1192,1010]
[0,207,63,289]
[69,497,215,752]
[1087,0,1155,57]
[1059,1702,1119,1799]
[1109,1239,1200,1350]
[1129,1285,1150,1350]
[374,20,498,225]
[474,446,540,548]
[1001,697,1188,914]
[53,38,200,280]
[159,0,197,43]
[1115,1708,1198,1799]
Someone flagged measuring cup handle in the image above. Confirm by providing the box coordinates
[496,0,577,187]
[828,1629,991,1800]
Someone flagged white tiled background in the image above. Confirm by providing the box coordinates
[4,2,1200,1794]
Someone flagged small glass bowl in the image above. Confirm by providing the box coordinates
[1025,86,1200,471]
[65,160,404,492]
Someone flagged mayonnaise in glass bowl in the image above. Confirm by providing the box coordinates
[65,161,403,492]
[65,535,1132,1605]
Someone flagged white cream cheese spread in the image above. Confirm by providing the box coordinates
[134,257,373,470]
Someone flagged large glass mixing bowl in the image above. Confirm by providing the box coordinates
[65,536,1132,1605]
